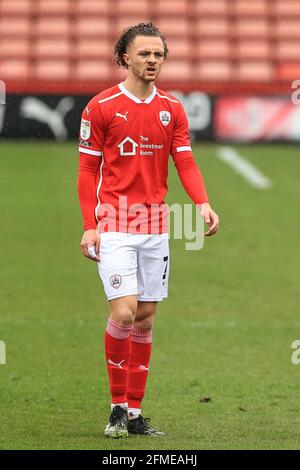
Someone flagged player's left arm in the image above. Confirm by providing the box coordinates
[171,103,219,236]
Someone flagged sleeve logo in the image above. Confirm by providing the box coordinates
[80,119,91,140]
[159,111,171,126]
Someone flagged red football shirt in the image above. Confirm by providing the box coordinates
[78,82,208,233]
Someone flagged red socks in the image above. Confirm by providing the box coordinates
[105,319,132,405]
[127,328,152,411]
[105,319,152,411]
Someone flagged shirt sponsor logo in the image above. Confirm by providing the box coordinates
[79,139,92,147]
[159,110,171,126]
[118,136,138,156]
[80,119,91,140]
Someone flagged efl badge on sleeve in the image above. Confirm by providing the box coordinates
[159,111,171,126]
[80,119,91,140]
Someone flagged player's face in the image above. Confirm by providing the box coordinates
[124,35,165,83]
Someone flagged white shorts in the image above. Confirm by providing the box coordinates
[98,232,170,302]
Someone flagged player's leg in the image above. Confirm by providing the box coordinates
[127,233,169,436]
[127,301,157,420]
[98,232,138,437]
[104,295,137,438]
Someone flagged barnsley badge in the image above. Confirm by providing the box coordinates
[159,111,171,126]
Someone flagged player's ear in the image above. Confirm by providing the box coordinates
[123,53,131,67]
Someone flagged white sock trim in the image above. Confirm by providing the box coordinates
[128,407,141,419]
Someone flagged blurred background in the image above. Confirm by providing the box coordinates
[1,0,300,451]
[0,0,300,141]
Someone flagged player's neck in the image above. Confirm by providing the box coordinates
[123,75,155,101]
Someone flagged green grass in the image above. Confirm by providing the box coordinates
[0,141,299,449]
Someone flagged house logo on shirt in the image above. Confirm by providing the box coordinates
[159,111,171,126]
[118,136,138,156]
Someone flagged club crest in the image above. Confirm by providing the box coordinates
[110,274,122,289]
[159,111,171,126]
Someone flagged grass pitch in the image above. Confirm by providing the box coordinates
[0,141,299,450]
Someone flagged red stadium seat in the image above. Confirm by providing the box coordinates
[77,0,109,15]
[35,60,70,80]
[236,41,271,60]
[76,17,110,37]
[0,0,31,16]
[161,60,192,81]
[158,19,190,38]
[236,61,274,81]
[166,39,190,59]
[76,39,112,59]
[0,18,31,37]
[195,61,232,81]
[0,39,30,58]
[74,59,112,81]
[276,20,300,39]
[277,63,300,80]
[36,18,70,37]
[277,42,300,60]
[195,40,231,59]
[117,0,149,16]
[37,0,72,15]
[233,0,268,17]
[0,58,29,79]
[116,17,151,33]
[34,39,71,58]
[156,0,189,17]
[275,0,300,17]
[195,0,228,15]
[195,18,230,37]
[236,19,269,38]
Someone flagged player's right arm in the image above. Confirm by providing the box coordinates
[77,99,105,261]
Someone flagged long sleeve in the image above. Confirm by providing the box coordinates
[171,102,209,205]
[77,153,100,231]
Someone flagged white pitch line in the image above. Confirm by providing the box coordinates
[217,146,272,189]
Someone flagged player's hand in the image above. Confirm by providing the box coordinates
[80,229,100,262]
[200,203,220,237]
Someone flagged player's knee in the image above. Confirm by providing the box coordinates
[135,310,155,329]
[110,308,135,327]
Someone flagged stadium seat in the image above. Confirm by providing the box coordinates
[160,60,192,81]
[157,19,190,38]
[34,39,71,59]
[116,17,151,33]
[156,0,189,16]
[0,59,29,79]
[77,0,109,15]
[76,18,110,37]
[277,63,300,81]
[117,0,149,16]
[195,61,232,81]
[236,62,274,81]
[76,39,112,59]
[36,18,70,37]
[0,0,31,16]
[195,19,230,37]
[74,60,111,80]
[0,39,30,58]
[195,0,228,15]
[233,0,268,17]
[195,40,231,60]
[236,19,269,38]
[236,41,271,60]
[0,18,31,37]
[35,60,70,80]
[277,42,300,60]
[165,39,190,59]
[275,0,300,17]
[37,0,72,15]
[276,20,300,39]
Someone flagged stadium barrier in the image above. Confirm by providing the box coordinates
[1,91,299,142]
